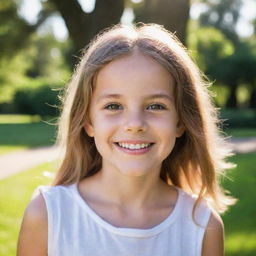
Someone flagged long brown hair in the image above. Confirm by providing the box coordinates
[54,23,236,215]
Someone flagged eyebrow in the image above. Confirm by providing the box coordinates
[96,93,173,103]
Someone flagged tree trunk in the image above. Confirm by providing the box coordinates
[49,0,124,53]
[249,87,256,108]
[226,81,238,108]
[133,0,190,45]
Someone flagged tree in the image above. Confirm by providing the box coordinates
[199,0,242,45]
[188,25,234,107]
[188,26,234,71]
[207,42,256,108]
[48,0,124,53]
[196,0,256,108]
[0,0,53,58]
[132,0,190,45]
[1,0,192,58]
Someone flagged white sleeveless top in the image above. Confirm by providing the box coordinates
[38,184,211,256]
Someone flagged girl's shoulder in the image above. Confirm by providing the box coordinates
[177,188,224,255]
[176,187,215,228]
[177,188,211,213]
[21,193,48,230]
[22,184,74,225]
[17,193,48,255]
[202,208,224,255]
[18,184,75,255]
[20,185,52,236]
[32,184,75,201]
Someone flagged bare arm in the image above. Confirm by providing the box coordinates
[17,194,48,256]
[202,211,224,256]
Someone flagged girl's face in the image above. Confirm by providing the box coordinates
[85,51,184,178]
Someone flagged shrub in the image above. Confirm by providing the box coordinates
[220,108,256,129]
[13,82,62,116]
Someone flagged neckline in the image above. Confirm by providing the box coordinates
[70,183,183,238]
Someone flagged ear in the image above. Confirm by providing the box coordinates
[84,119,94,137]
[176,120,185,138]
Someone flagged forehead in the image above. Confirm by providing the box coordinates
[93,51,175,98]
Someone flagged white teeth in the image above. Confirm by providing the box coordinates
[117,143,151,150]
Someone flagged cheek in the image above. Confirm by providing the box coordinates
[151,115,178,150]
[150,114,178,132]
[92,115,120,141]
[95,114,120,128]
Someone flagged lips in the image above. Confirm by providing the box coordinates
[114,141,154,155]
[116,142,152,150]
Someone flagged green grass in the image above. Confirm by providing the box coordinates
[0,146,28,155]
[226,128,256,137]
[0,121,57,155]
[0,163,54,256]
[0,153,255,255]
[0,115,41,124]
[0,114,57,154]
[222,153,256,256]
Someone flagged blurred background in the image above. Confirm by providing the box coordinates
[0,0,255,255]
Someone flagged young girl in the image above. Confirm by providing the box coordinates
[17,23,236,256]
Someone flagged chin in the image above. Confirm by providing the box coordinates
[118,168,151,177]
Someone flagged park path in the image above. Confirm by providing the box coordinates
[0,146,61,180]
[0,137,255,180]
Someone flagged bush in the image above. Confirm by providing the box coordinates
[13,82,62,116]
[220,108,256,129]
[0,102,17,114]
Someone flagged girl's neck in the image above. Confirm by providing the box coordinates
[80,168,174,210]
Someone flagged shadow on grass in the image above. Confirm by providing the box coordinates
[0,122,56,148]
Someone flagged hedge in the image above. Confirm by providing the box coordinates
[13,85,61,116]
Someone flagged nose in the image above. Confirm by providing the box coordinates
[124,110,147,133]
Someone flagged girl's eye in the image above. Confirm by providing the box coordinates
[104,103,123,110]
[147,104,167,110]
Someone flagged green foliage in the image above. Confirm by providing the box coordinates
[13,81,61,116]
[0,81,62,116]
[0,0,55,60]
[198,0,242,44]
[188,20,256,107]
[0,0,31,57]
[0,53,31,103]
[209,42,256,85]
[209,84,230,107]
[220,109,256,128]
[0,28,71,108]
[24,33,71,79]
[188,23,234,71]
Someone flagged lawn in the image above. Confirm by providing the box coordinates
[222,153,256,256]
[0,162,54,256]
[0,115,57,155]
[0,153,255,255]
[226,128,256,137]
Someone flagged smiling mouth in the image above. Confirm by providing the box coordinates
[115,142,154,150]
